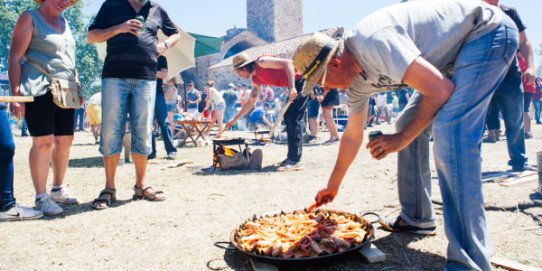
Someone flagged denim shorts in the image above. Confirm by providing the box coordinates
[307,98,320,118]
[166,103,177,113]
[213,102,226,111]
[321,89,340,108]
[100,78,156,156]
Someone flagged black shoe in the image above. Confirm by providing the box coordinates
[379,216,436,236]
[147,154,156,160]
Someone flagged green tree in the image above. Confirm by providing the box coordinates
[0,0,102,98]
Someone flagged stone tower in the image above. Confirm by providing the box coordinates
[247,0,303,43]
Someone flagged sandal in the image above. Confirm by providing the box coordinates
[133,185,166,201]
[92,188,116,210]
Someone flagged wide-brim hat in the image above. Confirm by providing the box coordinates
[232,53,253,70]
[35,0,78,7]
[293,32,342,97]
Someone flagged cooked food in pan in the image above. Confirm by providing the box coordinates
[235,210,369,258]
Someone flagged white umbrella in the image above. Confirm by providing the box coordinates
[95,26,196,81]
[158,26,196,81]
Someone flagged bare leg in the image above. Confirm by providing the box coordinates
[308,117,318,136]
[167,112,175,135]
[215,110,224,135]
[29,135,54,195]
[132,153,148,188]
[91,124,100,143]
[322,107,339,139]
[51,135,74,187]
[103,154,120,189]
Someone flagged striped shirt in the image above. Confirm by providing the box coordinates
[88,0,178,80]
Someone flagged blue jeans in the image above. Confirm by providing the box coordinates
[485,69,527,169]
[74,107,85,131]
[100,78,156,156]
[21,118,28,136]
[0,108,16,211]
[534,100,542,123]
[396,20,518,271]
[284,79,308,162]
[150,91,176,157]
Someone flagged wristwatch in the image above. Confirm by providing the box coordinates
[164,40,171,49]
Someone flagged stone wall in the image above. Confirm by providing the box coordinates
[247,0,302,43]
[189,0,303,91]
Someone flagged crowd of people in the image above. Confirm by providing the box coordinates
[1,0,541,270]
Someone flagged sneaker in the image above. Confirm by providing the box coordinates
[276,160,303,172]
[304,135,320,145]
[167,152,177,160]
[525,132,533,139]
[35,195,63,216]
[277,158,291,167]
[0,204,43,221]
[379,216,436,236]
[322,137,340,146]
[50,187,79,205]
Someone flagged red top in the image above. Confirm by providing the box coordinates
[252,56,301,87]
[519,55,536,94]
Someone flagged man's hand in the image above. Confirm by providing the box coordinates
[366,133,410,160]
[118,19,143,36]
[288,88,297,102]
[314,186,338,207]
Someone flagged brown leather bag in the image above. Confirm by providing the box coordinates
[29,61,81,109]
[49,77,81,109]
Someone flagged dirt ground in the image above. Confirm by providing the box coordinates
[1,123,541,271]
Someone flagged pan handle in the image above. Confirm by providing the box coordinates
[214,241,236,251]
[360,212,384,225]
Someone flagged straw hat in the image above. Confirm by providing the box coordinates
[293,32,342,96]
[232,53,254,70]
[35,0,78,7]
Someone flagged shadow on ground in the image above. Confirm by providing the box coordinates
[42,199,132,220]
[68,156,103,168]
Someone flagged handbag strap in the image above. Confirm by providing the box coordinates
[27,60,52,78]
[27,59,75,82]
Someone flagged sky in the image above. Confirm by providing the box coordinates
[83,0,542,66]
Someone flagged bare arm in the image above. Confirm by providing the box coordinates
[222,84,261,131]
[156,68,167,80]
[262,114,273,128]
[8,12,33,117]
[157,33,181,56]
[257,56,297,101]
[87,19,143,44]
[367,56,454,159]
[518,31,536,85]
[315,107,368,204]
[8,12,33,96]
